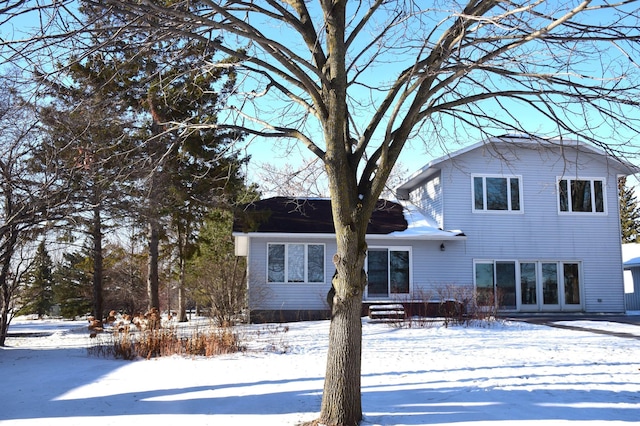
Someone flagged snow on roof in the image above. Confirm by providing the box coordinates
[389,201,465,240]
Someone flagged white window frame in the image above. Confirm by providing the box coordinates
[557,176,607,215]
[267,243,325,284]
[471,174,523,213]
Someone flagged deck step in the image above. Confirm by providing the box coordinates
[368,304,405,321]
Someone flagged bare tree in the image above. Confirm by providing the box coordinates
[0,70,72,346]
[255,156,407,199]
[4,1,640,424]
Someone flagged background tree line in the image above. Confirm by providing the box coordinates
[0,3,257,346]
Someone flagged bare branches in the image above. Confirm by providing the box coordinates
[2,0,640,208]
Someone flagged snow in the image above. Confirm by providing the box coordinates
[391,202,464,239]
[2,316,640,426]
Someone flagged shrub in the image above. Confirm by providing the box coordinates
[88,323,245,360]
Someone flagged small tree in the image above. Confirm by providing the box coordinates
[187,209,246,326]
[619,177,640,243]
[0,69,72,346]
[18,240,54,318]
[53,249,93,320]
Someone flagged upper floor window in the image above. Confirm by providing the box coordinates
[558,178,605,213]
[268,243,325,283]
[473,175,522,212]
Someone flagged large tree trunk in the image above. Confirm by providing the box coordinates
[316,2,370,423]
[320,274,365,425]
[91,205,104,321]
[147,218,160,311]
[318,219,368,426]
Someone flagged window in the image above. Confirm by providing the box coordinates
[473,175,522,212]
[366,248,410,297]
[267,243,325,283]
[558,178,605,213]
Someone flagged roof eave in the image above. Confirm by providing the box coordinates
[232,231,467,240]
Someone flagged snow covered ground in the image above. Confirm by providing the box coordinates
[1,315,639,426]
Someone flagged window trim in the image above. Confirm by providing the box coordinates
[471,174,523,213]
[267,243,325,284]
[557,176,607,215]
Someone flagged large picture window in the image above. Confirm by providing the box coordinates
[473,175,522,212]
[558,178,605,213]
[267,243,325,283]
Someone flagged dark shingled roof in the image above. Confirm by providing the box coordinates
[233,197,408,234]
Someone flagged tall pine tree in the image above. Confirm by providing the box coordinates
[61,3,246,318]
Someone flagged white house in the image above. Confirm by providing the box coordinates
[233,136,638,321]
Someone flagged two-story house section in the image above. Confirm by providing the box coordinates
[233,135,638,321]
[396,135,639,314]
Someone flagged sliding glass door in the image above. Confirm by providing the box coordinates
[366,248,410,298]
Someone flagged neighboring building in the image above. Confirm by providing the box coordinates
[233,136,638,321]
[622,244,640,312]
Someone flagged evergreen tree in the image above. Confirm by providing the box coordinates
[619,177,640,243]
[18,241,54,318]
[37,87,137,322]
[61,3,246,317]
[53,249,93,320]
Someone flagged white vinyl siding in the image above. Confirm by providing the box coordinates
[411,143,626,313]
[408,173,443,228]
[247,238,335,311]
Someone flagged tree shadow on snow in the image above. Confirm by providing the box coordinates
[1,346,638,424]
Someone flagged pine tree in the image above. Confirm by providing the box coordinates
[53,249,93,320]
[619,177,640,243]
[18,241,54,318]
[58,3,246,318]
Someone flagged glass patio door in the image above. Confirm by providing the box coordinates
[366,248,410,298]
[519,262,582,311]
[474,261,517,310]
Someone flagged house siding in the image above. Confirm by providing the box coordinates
[409,172,443,228]
[406,143,627,313]
[239,139,634,318]
[247,236,336,312]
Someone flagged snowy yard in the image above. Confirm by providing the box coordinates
[1,315,639,426]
